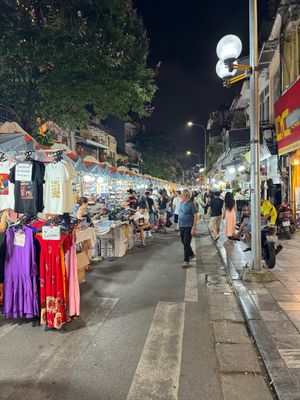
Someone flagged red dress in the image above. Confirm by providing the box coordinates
[36,235,68,329]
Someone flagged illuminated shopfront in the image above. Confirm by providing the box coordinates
[275,77,300,218]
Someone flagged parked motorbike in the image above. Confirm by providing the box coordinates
[261,224,283,269]
[277,203,296,240]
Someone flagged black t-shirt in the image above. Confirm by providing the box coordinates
[146,197,154,212]
[8,160,45,214]
[158,197,168,210]
[209,197,224,217]
[128,196,139,210]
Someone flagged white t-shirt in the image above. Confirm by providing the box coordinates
[0,160,15,211]
[62,160,76,213]
[44,161,72,214]
[132,211,149,224]
[173,196,182,214]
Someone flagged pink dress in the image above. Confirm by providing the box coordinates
[225,206,237,237]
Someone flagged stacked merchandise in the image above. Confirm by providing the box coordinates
[0,150,80,330]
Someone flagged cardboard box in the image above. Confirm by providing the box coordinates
[77,265,86,284]
[115,239,127,257]
[77,251,90,268]
[77,252,89,284]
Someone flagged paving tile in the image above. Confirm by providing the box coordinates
[279,302,300,311]
[265,320,299,335]
[289,368,300,392]
[272,334,300,350]
[260,311,289,322]
[269,293,298,303]
[251,295,281,312]
[213,321,251,344]
[278,349,300,369]
[216,343,261,373]
[210,305,244,322]
[208,293,238,307]
[221,374,273,400]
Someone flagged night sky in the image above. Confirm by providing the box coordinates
[134,0,268,163]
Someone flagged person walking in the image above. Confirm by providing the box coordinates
[207,191,223,241]
[145,191,156,232]
[178,189,198,268]
[172,190,182,232]
[224,192,238,240]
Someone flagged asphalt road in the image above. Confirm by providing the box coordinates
[0,228,274,400]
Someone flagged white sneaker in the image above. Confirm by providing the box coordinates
[182,261,190,268]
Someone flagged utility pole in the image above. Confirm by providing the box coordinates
[249,0,262,270]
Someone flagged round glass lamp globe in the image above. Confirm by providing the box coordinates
[216,60,237,79]
[216,34,242,61]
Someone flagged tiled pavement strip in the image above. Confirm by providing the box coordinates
[197,224,275,400]
[204,218,300,400]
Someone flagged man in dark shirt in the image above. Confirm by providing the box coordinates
[145,191,156,228]
[207,191,224,241]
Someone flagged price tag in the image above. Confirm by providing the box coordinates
[42,226,61,240]
[15,163,33,182]
[14,232,26,247]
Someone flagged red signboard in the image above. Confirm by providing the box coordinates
[275,76,300,155]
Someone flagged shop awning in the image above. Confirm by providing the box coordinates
[75,136,108,149]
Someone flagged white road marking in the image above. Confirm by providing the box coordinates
[127,301,185,400]
[184,267,199,302]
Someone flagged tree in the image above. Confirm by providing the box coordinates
[135,131,182,181]
[206,143,224,173]
[0,0,156,134]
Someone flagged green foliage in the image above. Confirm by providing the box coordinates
[206,143,224,173]
[0,0,156,132]
[135,131,182,181]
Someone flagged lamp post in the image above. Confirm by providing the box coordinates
[186,150,202,170]
[215,0,262,271]
[186,121,207,171]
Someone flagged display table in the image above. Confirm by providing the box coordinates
[93,221,129,258]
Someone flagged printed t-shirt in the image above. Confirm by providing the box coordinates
[43,162,70,215]
[0,161,15,211]
[8,160,45,214]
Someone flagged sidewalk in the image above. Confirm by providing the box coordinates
[208,220,300,400]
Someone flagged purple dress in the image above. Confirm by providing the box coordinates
[3,226,39,318]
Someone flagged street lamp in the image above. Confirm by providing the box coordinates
[186,121,207,171]
[215,0,262,272]
[186,150,192,156]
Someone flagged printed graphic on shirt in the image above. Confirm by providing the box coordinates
[51,179,61,199]
[0,173,9,195]
[20,182,34,199]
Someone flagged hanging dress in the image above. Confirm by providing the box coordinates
[36,235,68,329]
[3,226,39,319]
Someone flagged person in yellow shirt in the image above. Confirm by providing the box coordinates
[261,199,277,226]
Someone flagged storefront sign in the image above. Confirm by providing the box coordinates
[15,162,33,181]
[42,226,61,240]
[275,77,300,155]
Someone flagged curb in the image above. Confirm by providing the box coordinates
[202,222,300,400]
